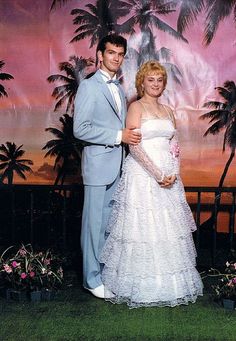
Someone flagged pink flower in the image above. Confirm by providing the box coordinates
[19,248,26,256]
[12,261,20,268]
[20,272,27,279]
[170,142,180,158]
[44,259,51,265]
[234,263,236,270]
[227,280,234,287]
[29,271,35,278]
[3,264,12,273]
[232,277,236,284]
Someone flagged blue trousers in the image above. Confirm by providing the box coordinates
[81,176,120,289]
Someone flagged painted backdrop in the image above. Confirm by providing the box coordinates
[0,0,236,188]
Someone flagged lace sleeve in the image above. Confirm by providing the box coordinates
[129,144,165,182]
[170,132,180,175]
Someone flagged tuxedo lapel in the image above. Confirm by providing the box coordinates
[117,84,126,127]
[94,71,123,121]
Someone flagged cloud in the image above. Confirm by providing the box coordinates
[34,162,56,181]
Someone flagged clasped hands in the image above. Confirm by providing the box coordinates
[159,174,177,188]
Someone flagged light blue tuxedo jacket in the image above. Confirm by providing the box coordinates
[73,70,127,186]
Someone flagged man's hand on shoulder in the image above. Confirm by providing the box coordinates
[121,127,142,145]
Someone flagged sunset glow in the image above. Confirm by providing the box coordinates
[0,0,235,188]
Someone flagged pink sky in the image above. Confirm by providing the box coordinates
[0,0,236,186]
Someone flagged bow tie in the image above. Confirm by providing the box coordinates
[107,79,120,86]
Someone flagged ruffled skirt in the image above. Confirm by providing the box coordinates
[100,155,203,308]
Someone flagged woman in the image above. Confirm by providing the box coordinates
[100,61,203,308]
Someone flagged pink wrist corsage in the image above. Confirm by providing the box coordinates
[170,142,180,158]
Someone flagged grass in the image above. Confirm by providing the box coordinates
[0,279,235,341]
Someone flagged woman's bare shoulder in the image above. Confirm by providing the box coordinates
[128,100,143,110]
[127,100,143,116]
[126,100,142,127]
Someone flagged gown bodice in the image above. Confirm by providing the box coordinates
[135,117,177,176]
[140,117,175,150]
[141,117,176,139]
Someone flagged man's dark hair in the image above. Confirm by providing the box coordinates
[96,34,127,55]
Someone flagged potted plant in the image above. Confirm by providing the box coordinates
[0,244,64,302]
[208,260,236,310]
[0,246,28,301]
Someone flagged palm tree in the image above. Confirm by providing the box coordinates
[130,28,182,84]
[203,0,236,45]
[176,0,236,46]
[70,0,187,47]
[0,60,14,98]
[199,80,236,229]
[121,1,186,89]
[0,142,33,185]
[176,0,205,35]
[43,114,83,185]
[200,80,236,187]
[47,55,94,114]
[70,0,135,47]
[125,0,187,42]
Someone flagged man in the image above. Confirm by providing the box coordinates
[73,34,141,298]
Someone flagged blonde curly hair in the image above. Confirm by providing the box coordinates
[135,61,167,98]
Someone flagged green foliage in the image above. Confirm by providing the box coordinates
[0,244,63,292]
[209,260,236,301]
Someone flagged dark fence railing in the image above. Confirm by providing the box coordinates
[0,184,235,266]
[185,186,236,266]
[0,184,84,252]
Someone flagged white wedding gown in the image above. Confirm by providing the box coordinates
[100,114,203,308]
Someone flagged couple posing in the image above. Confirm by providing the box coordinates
[73,34,203,308]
